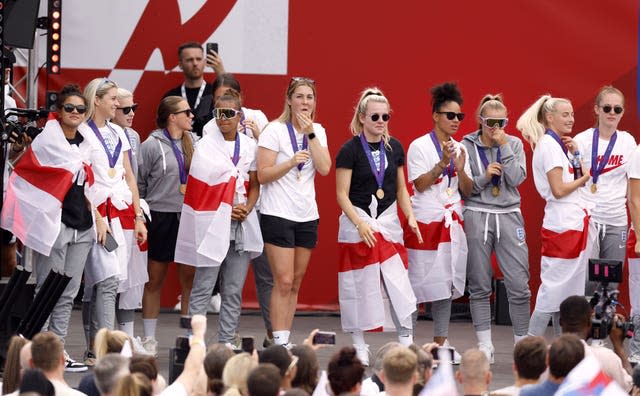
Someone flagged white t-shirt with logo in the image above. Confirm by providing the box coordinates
[574,128,636,226]
[257,121,328,222]
[532,133,583,206]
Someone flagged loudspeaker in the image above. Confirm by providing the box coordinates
[495,278,512,326]
[4,0,41,49]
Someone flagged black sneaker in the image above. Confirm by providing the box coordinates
[64,351,88,373]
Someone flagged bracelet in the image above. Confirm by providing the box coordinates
[189,337,205,348]
[355,221,363,230]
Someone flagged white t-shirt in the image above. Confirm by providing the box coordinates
[224,132,257,205]
[257,121,328,222]
[202,107,268,140]
[574,128,636,226]
[86,121,133,206]
[407,133,471,207]
[532,134,582,206]
[628,144,640,180]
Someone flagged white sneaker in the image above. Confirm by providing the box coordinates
[224,342,240,351]
[442,340,462,365]
[63,351,88,373]
[132,336,155,356]
[208,294,221,313]
[354,344,370,366]
[141,336,159,357]
[478,342,495,364]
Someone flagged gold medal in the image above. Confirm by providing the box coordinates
[492,186,500,197]
[107,168,116,178]
[179,184,187,195]
[376,188,385,199]
[445,187,453,197]
[591,184,597,194]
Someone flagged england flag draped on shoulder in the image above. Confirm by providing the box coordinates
[338,198,416,332]
[1,119,94,255]
[174,123,262,267]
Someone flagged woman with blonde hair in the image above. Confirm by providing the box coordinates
[138,96,196,355]
[114,372,153,396]
[256,78,331,347]
[222,353,257,396]
[336,87,421,365]
[516,95,593,336]
[81,78,147,364]
[460,94,530,362]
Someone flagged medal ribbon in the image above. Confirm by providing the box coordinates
[88,120,122,169]
[359,133,386,193]
[477,145,501,188]
[545,129,569,160]
[591,128,617,185]
[429,131,453,188]
[286,122,308,172]
[162,129,187,184]
[181,83,205,110]
[230,132,241,166]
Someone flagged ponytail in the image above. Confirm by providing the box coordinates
[516,94,572,148]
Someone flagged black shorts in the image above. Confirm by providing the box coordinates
[260,214,319,249]
[147,211,180,262]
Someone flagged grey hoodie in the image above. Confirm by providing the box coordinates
[461,130,526,211]
[137,129,198,212]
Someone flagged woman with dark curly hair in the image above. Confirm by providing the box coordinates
[405,82,471,360]
[328,346,365,395]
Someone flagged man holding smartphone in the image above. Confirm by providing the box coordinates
[163,41,225,136]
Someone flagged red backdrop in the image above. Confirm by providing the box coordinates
[21,0,640,311]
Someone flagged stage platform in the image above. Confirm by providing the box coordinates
[55,309,575,393]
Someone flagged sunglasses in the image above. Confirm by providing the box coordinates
[601,105,623,115]
[436,111,465,121]
[368,113,390,122]
[214,108,241,120]
[290,77,315,85]
[117,104,138,115]
[480,117,508,129]
[97,77,115,90]
[62,103,87,114]
[173,109,193,117]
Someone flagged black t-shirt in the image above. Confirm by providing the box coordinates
[336,136,405,217]
[61,132,93,231]
[163,83,214,136]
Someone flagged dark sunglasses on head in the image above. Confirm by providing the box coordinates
[97,77,115,90]
[117,104,138,115]
[481,117,508,129]
[436,111,465,121]
[214,108,241,120]
[173,109,193,117]
[62,103,87,114]
[368,113,390,122]
[601,105,623,115]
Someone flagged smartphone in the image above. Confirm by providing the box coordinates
[241,337,255,353]
[312,331,336,345]
[431,347,455,361]
[179,316,192,330]
[206,42,219,55]
[103,232,118,252]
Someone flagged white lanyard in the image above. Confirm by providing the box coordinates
[181,83,206,110]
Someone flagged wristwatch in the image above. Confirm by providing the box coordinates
[308,132,316,140]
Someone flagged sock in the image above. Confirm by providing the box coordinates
[143,319,157,339]
[119,321,134,338]
[398,333,413,346]
[514,334,526,345]
[351,330,366,346]
[273,330,290,345]
[476,329,493,346]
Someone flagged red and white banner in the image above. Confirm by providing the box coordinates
[1,120,93,255]
[337,203,416,332]
[555,355,627,396]
[405,203,467,302]
[175,125,262,267]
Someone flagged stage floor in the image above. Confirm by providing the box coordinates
[57,310,575,393]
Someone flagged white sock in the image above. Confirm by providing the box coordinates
[514,334,526,345]
[398,333,413,346]
[273,330,290,345]
[119,321,134,338]
[476,329,492,346]
[143,319,157,339]
[351,330,365,346]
